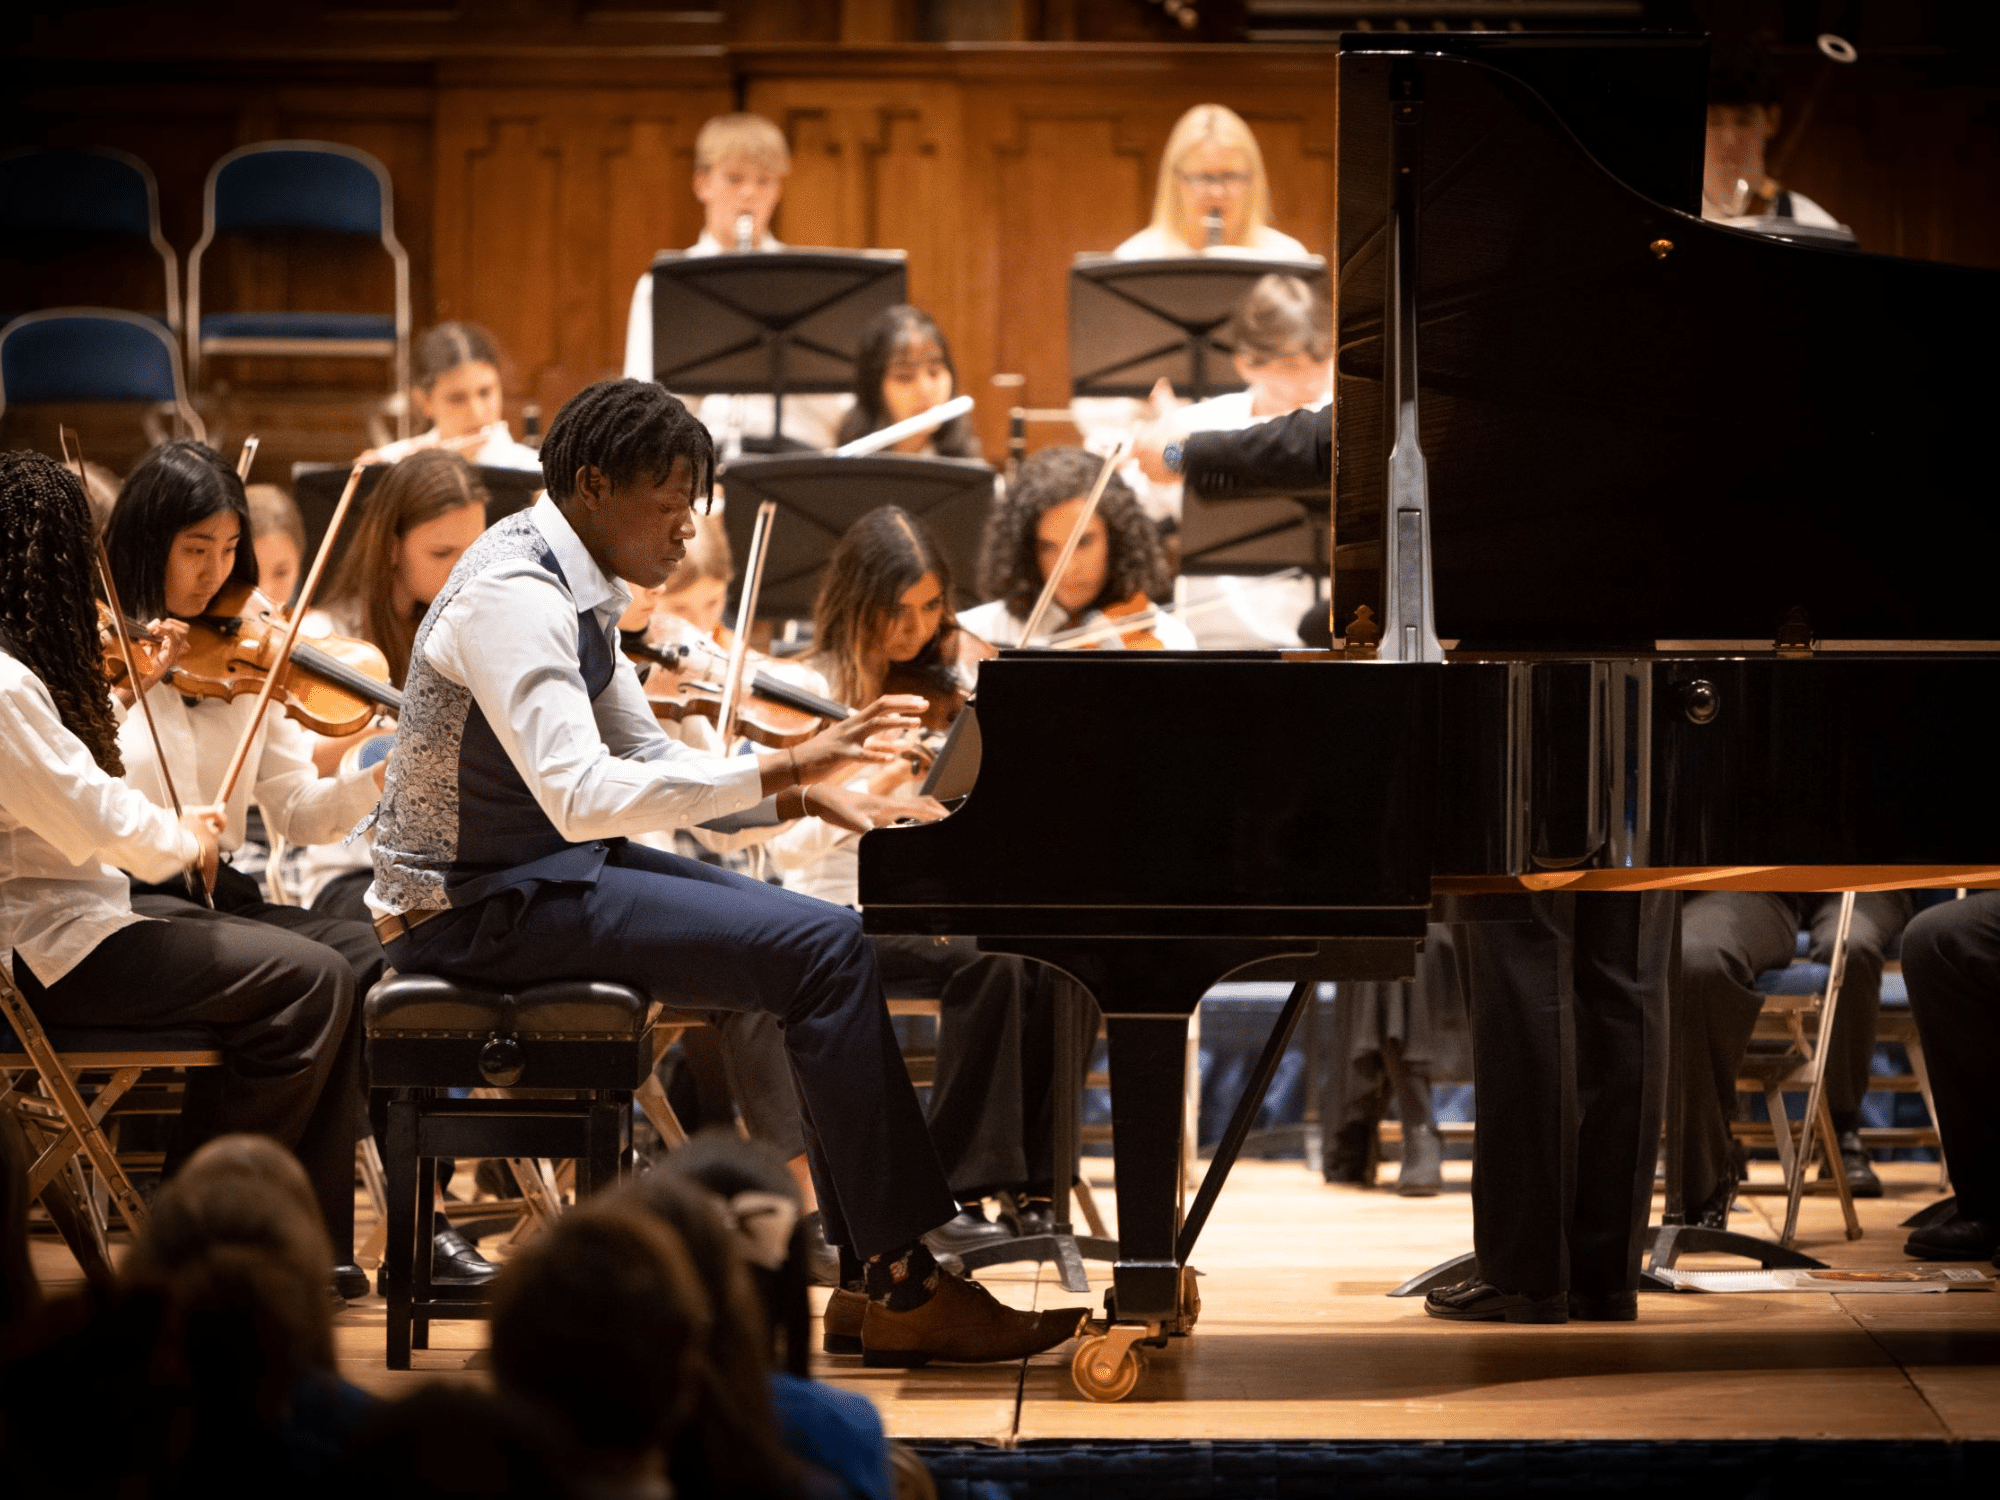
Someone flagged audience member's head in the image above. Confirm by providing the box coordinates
[342,1383,573,1500]
[609,1161,804,1498]
[668,1130,814,1375]
[694,113,790,249]
[245,481,306,606]
[489,1206,709,1495]
[123,1133,337,1394]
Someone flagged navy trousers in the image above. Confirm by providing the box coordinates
[386,839,957,1258]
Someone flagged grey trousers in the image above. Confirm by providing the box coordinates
[1676,890,1911,1210]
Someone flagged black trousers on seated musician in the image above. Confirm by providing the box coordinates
[1676,890,1911,1212]
[12,915,363,1255]
[1900,893,2000,1227]
[133,858,388,1000]
[1462,891,1673,1297]
[873,934,1100,1204]
[383,837,960,1259]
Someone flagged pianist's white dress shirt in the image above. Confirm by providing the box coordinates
[371,497,765,908]
[0,650,199,985]
[622,230,853,453]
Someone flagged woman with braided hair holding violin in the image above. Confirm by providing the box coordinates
[0,449,364,1297]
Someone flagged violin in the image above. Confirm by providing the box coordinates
[96,601,163,687]
[174,583,402,738]
[623,618,852,749]
[1074,592,1166,652]
[881,623,997,733]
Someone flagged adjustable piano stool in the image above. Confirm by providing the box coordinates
[365,976,655,1367]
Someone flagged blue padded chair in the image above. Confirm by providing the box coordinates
[186,141,409,428]
[0,307,206,440]
[0,146,181,333]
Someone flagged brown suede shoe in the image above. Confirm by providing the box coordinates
[860,1273,1087,1367]
[822,1287,866,1355]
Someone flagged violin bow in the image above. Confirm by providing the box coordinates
[210,461,368,811]
[1017,436,1131,647]
[235,434,259,482]
[716,500,776,745]
[61,427,210,906]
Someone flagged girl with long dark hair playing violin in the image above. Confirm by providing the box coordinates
[298,447,490,917]
[104,439,498,1290]
[0,448,365,1297]
[765,505,1094,1256]
[960,446,1195,650]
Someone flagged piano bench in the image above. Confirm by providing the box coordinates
[364,973,654,1369]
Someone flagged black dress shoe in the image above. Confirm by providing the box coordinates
[925,1206,1013,1257]
[1819,1129,1882,1198]
[1904,1213,2000,1261]
[1424,1277,1567,1323]
[431,1215,497,1287]
[331,1262,370,1301]
[1567,1289,1639,1322]
[1013,1199,1056,1239]
[1689,1178,1736,1231]
[1323,1121,1379,1185]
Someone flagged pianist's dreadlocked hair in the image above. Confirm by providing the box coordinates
[0,450,124,775]
[541,379,715,507]
[978,445,1169,622]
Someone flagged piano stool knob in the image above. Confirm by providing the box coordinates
[479,1031,526,1087]
[1681,679,1720,725]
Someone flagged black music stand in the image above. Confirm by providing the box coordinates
[1069,254,1327,402]
[718,453,996,621]
[290,461,543,576]
[650,250,906,442]
[1179,480,1327,576]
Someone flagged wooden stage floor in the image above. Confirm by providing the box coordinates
[36,1156,1999,1444]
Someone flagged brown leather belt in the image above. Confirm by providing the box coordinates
[372,907,444,945]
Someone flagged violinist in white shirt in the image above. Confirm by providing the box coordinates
[363,322,543,473]
[621,113,852,452]
[0,449,364,1299]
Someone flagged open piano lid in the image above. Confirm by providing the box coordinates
[1334,34,2000,652]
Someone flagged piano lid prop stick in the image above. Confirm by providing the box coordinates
[210,461,367,811]
[62,426,210,906]
[235,435,259,482]
[1017,436,1131,647]
[832,394,974,458]
[717,499,777,745]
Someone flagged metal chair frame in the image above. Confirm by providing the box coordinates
[186,140,410,433]
[0,145,182,333]
[0,306,206,440]
[0,963,222,1280]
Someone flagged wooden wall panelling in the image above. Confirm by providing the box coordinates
[431,71,732,428]
[744,74,973,432]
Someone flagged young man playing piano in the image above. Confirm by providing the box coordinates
[366,378,1084,1366]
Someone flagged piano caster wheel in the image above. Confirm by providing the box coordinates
[1072,1328,1146,1403]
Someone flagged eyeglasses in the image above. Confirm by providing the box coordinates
[1178,170,1252,191]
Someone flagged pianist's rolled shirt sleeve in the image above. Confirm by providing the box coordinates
[423,568,765,842]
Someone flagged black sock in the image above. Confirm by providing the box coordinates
[838,1244,866,1292]
[864,1240,941,1311]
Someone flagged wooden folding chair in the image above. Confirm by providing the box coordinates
[0,963,221,1281]
[1731,891,1864,1246]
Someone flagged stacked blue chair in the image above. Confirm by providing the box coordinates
[186,141,409,430]
[0,146,180,333]
[0,307,205,440]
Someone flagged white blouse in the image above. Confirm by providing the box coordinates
[1,651,198,985]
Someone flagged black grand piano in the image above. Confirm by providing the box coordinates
[860,32,2000,1401]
